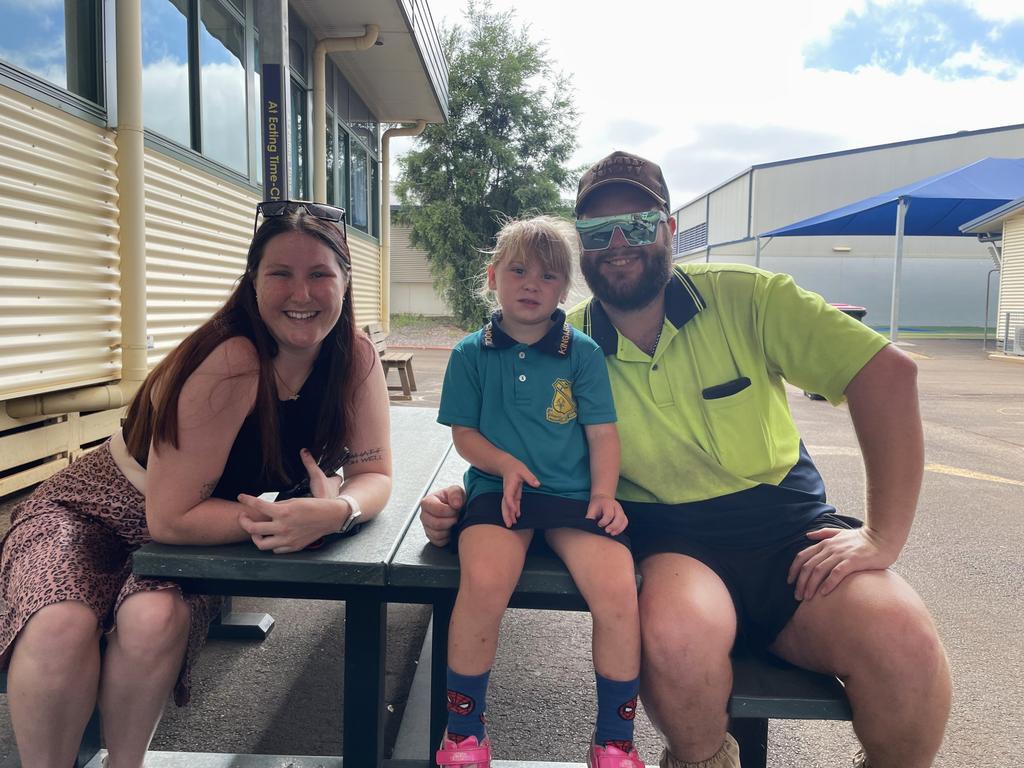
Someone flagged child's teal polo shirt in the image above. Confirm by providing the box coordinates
[566,264,889,513]
[438,309,617,504]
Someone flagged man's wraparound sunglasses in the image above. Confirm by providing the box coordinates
[575,210,668,252]
[254,200,347,242]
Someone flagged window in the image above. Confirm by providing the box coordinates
[326,122,335,205]
[370,156,380,237]
[200,0,247,173]
[141,0,191,146]
[350,145,368,232]
[290,78,308,199]
[0,0,103,105]
[141,0,260,182]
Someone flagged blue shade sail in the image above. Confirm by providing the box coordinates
[762,157,1024,237]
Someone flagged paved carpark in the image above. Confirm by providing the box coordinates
[0,339,1021,766]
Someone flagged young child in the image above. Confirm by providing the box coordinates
[435,215,643,768]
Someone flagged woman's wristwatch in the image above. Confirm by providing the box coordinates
[337,493,362,533]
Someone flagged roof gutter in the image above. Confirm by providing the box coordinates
[312,25,380,204]
[380,121,427,332]
[7,0,148,419]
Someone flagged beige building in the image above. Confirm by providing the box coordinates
[962,198,1024,355]
[0,1,448,494]
[672,124,1024,333]
[389,211,452,316]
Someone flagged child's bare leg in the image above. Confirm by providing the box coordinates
[449,524,533,674]
[442,523,532,748]
[546,528,640,677]
[546,527,641,752]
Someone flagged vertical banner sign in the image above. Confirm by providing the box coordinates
[262,63,284,201]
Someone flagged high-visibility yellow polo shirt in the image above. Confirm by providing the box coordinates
[566,264,888,509]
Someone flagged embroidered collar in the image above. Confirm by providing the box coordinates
[584,267,706,356]
[481,309,573,357]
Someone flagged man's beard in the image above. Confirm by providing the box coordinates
[580,246,672,310]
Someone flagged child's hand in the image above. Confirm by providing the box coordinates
[586,494,628,536]
[500,459,540,528]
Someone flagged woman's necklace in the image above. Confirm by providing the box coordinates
[273,365,302,401]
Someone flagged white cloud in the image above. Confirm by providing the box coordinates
[398,0,1024,205]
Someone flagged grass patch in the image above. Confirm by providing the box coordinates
[389,314,458,331]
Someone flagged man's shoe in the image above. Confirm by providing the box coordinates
[658,733,740,768]
[435,733,492,768]
[587,741,646,768]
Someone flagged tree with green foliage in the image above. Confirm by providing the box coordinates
[395,1,579,328]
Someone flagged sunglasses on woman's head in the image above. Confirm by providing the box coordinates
[254,200,347,241]
[574,210,668,251]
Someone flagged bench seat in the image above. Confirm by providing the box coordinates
[364,323,416,400]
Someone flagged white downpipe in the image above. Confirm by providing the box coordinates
[889,196,909,343]
[7,0,148,419]
[380,121,426,333]
[312,25,379,203]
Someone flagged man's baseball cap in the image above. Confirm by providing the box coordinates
[575,151,670,215]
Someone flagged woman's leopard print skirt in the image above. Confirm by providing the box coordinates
[0,441,221,705]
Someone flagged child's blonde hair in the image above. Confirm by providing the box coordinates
[488,214,578,279]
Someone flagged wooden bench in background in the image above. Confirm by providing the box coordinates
[363,322,416,401]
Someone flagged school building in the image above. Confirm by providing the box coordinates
[0,0,449,494]
[670,124,1024,334]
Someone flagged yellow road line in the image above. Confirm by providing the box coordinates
[808,447,1024,486]
[924,464,1024,487]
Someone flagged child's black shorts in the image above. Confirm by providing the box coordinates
[456,491,631,549]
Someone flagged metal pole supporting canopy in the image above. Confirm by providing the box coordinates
[889,196,909,342]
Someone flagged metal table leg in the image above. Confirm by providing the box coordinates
[344,594,387,767]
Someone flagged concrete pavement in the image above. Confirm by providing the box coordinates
[1,339,1021,766]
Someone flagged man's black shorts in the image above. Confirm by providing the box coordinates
[629,512,860,650]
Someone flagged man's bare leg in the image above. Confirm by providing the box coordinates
[770,569,950,768]
[637,553,736,762]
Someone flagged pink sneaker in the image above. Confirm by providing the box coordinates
[587,741,645,768]
[435,733,492,768]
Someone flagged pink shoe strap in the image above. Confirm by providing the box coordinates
[591,746,645,768]
[435,742,491,767]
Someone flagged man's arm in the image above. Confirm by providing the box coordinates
[789,344,923,599]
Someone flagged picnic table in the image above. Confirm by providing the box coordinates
[132,405,452,767]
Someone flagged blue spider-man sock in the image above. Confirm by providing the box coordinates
[595,672,640,749]
[445,667,489,742]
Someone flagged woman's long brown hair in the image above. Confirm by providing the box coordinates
[123,210,358,485]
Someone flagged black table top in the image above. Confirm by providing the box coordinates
[133,407,452,598]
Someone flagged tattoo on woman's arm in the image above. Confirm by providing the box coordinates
[343,448,383,466]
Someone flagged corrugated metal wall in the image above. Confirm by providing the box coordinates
[391,222,432,281]
[997,216,1024,341]
[0,85,120,401]
[349,232,382,326]
[708,172,750,245]
[144,149,259,364]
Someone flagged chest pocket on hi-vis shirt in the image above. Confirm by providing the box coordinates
[546,378,577,423]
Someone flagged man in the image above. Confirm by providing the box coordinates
[421,151,950,768]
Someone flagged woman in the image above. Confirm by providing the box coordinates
[0,201,392,767]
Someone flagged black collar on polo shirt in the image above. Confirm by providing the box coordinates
[481,308,573,357]
[584,266,707,356]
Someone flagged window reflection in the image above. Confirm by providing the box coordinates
[200,0,247,172]
[351,147,368,231]
[141,0,190,146]
[0,1,102,104]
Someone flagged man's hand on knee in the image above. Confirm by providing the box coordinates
[788,526,899,601]
[419,485,465,547]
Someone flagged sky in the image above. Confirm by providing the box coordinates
[392,0,1024,208]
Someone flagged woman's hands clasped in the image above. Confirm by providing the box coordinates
[237,448,345,554]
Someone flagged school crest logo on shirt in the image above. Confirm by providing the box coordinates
[546,378,577,423]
